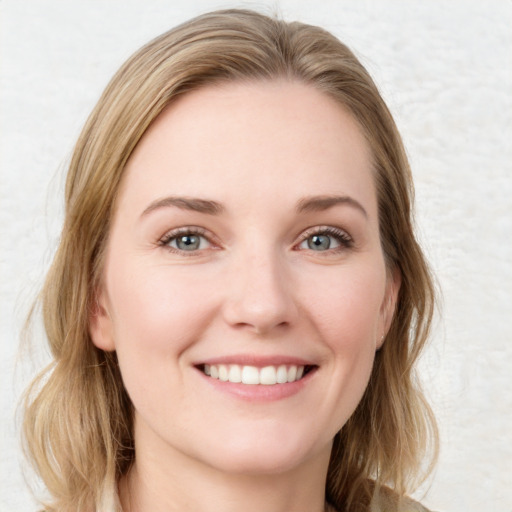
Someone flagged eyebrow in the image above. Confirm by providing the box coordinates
[141,196,224,217]
[296,195,368,218]
[141,194,367,219]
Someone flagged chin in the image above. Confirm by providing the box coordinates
[208,451,309,476]
[199,425,330,476]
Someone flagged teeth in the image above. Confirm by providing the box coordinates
[228,364,242,383]
[202,364,306,385]
[260,366,277,385]
[241,366,259,385]
[218,364,229,382]
[276,365,288,383]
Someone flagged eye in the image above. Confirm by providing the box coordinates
[305,234,334,251]
[159,227,214,253]
[171,234,207,251]
[297,227,353,252]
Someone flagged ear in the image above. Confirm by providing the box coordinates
[377,266,401,349]
[89,285,116,352]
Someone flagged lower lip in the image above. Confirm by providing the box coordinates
[196,369,315,402]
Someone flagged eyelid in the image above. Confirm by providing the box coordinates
[158,226,220,253]
[157,224,353,254]
[294,225,354,251]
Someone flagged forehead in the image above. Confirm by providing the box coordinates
[119,80,376,217]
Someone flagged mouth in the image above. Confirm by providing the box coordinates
[196,363,317,385]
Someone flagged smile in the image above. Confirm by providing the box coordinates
[201,364,311,385]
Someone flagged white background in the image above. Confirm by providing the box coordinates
[1,1,511,511]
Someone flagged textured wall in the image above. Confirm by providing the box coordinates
[1,1,511,511]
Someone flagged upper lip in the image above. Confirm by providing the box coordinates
[195,354,317,367]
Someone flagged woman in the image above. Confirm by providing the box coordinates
[22,9,438,512]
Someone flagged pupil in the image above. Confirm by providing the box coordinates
[308,235,330,250]
[177,235,200,250]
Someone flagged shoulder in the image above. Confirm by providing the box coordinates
[325,485,437,512]
[370,487,434,512]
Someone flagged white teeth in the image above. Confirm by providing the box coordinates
[202,364,307,385]
[260,366,277,385]
[241,366,259,385]
[287,365,297,382]
[276,365,288,384]
[228,364,242,383]
[218,364,229,382]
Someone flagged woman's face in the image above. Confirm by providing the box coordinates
[90,81,399,476]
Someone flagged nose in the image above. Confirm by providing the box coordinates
[222,249,298,335]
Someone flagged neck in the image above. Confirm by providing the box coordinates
[119,430,331,512]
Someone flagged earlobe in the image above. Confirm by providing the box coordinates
[89,287,116,352]
[377,266,401,349]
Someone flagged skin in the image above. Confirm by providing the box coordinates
[90,80,400,512]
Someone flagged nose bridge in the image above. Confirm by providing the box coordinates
[223,242,297,334]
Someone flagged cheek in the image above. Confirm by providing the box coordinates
[305,265,385,348]
[106,261,217,360]
[104,261,220,415]
[291,264,387,434]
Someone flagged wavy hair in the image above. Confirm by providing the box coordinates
[22,9,438,512]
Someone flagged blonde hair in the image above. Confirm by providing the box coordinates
[22,9,438,512]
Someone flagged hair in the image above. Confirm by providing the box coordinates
[22,9,438,512]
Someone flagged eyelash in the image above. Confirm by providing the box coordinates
[295,226,353,252]
[158,226,216,255]
[158,225,353,254]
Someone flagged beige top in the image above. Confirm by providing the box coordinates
[370,492,432,512]
[325,490,433,512]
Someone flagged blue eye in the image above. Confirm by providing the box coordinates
[298,228,352,252]
[160,228,212,252]
[307,234,334,251]
[172,234,204,251]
